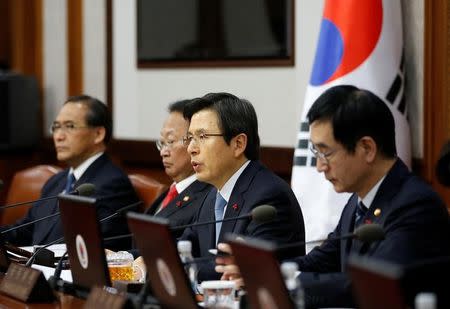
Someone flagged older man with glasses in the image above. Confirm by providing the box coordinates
[1,95,139,251]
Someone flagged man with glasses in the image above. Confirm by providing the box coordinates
[216,85,450,308]
[1,95,139,251]
[146,100,211,237]
[180,92,305,281]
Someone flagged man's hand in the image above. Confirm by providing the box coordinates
[214,243,245,289]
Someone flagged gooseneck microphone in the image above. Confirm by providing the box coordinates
[276,223,385,252]
[0,183,96,235]
[171,204,277,231]
[0,183,96,210]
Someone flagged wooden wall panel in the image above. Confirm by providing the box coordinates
[424,0,450,207]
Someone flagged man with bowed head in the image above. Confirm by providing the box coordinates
[180,92,306,281]
[216,85,450,308]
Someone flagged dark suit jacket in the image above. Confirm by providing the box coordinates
[2,154,140,251]
[181,160,305,281]
[295,159,450,308]
[146,179,212,239]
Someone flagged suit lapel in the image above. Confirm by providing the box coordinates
[155,181,210,218]
[218,162,258,242]
[349,160,409,255]
[33,171,68,244]
[36,155,108,243]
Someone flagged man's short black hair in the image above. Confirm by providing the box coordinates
[183,92,260,160]
[168,99,191,114]
[65,95,112,144]
[307,85,397,158]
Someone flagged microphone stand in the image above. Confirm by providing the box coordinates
[1,213,60,234]
[172,213,252,231]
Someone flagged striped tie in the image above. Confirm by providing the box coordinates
[355,201,368,227]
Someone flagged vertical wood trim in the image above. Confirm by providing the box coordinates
[9,0,43,135]
[67,0,83,96]
[424,0,450,205]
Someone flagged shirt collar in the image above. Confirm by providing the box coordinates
[175,174,197,193]
[69,152,104,181]
[359,175,386,208]
[218,160,251,203]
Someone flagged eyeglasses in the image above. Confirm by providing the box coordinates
[309,144,337,165]
[49,123,90,134]
[182,132,224,146]
[156,138,185,151]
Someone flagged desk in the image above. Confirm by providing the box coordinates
[0,273,85,308]
[0,292,85,308]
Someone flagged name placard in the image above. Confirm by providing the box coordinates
[0,263,55,302]
[85,286,133,309]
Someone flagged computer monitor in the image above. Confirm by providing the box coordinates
[58,194,111,290]
[127,212,199,309]
[347,254,407,309]
[227,235,295,309]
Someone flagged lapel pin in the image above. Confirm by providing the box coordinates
[374,208,381,217]
[176,201,182,207]
[183,196,190,202]
[232,203,238,211]
[364,219,373,224]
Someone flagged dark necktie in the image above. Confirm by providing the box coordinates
[161,184,178,209]
[214,193,227,244]
[355,201,368,227]
[64,173,76,193]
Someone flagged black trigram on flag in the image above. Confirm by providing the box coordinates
[386,53,407,116]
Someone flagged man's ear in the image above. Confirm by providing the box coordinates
[233,133,247,157]
[359,136,377,163]
[93,127,106,144]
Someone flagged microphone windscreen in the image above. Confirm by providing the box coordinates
[354,223,385,243]
[75,183,96,196]
[251,205,277,223]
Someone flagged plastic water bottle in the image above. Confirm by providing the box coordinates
[281,262,305,309]
[415,292,437,309]
[177,240,198,293]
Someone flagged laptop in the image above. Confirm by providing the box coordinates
[126,212,199,309]
[347,254,407,309]
[226,235,295,309]
[58,194,111,290]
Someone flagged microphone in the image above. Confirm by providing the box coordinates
[0,183,96,210]
[0,184,96,235]
[276,223,385,253]
[171,204,277,231]
[191,224,386,265]
[0,179,3,191]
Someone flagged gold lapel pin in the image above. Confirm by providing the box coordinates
[183,196,190,202]
[374,208,381,217]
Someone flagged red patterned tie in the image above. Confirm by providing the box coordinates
[161,184,178,209]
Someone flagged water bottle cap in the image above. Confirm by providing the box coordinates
[177,240,192,252]
[281,261,298,276]
[415,292,437,308]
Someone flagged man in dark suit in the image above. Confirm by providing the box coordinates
[181,92,305,281]
[132,100,211,280]
[145,99,211,237]
[1,95,139,251]
[217,85,450,308]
